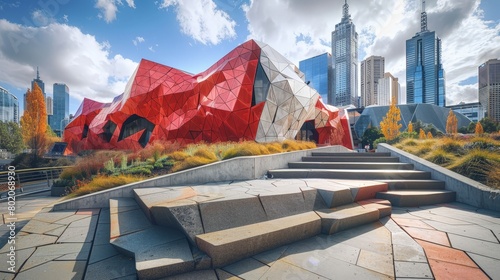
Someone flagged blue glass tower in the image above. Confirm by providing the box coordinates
[50,83,69,136]
[0,86,19,123]
[299,53,333,104]
[406,0,446,106]
[332,0,358,107]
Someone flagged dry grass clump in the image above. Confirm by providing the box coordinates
[449,149,500,185]
[66,174,143,198]
[265,142,284,153]
[222,141,270,160]
[438,137,464,154]
[60,150,125,180]
[171,149,219,172]
[424,149,455,166]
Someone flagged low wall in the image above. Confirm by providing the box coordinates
[378,143,500,212]
[52,145,350,210]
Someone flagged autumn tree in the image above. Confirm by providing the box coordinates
[445,110,458,135]
[407,122,413,134]
[419,128,426,139]
[20,83,48,165]
[475,122,484,136]
[379,98,402,141]
[427,131,433,139]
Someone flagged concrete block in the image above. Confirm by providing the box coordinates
[316,204,380,235]
[110,208,153,239]
[376,190,456,207]
[151,199,204,245]
[300,187,327,210]
[259,190,306,219]
[306,179,354,207]
[196,211,321,267]
[136,238,195,279]
[358,199,392,217]
[199,195,267,233]
[349,182,388,201]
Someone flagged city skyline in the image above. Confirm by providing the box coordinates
[0,0,499,116]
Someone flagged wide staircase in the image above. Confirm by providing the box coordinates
[108,152,456,279]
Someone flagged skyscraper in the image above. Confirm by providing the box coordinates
[299,53,333,104]
[332,0,358,107]
[49,83,70,136]
[361,56,385,107]
[0,86,19,123]
[406,0,445,107]
[478,59,500,122]
[377,73,402,106]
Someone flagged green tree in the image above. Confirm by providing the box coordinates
[361,127,383,149]
[479,117,499,133]
[0,122,24,153]
[379,99,402,141]
[20,83,48,166]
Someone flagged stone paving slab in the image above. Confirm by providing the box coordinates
[21,242,92,271]
[16,260,87,279]
[222,257,270,279]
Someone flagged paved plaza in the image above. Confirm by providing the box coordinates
[0,183,499,280]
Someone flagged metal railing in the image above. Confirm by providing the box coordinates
[0,166,69,198]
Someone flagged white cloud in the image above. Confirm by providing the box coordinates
[32,9,55,26]
[160,0,236,45]
[95,0,136,23]
[63,14,69,23]
[0,19,138,104]
[132,36,145,46]
[243,0,500,106]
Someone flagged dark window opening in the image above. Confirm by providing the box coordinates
[296,120,318,143]
[99,120,116,142]
[252,60,271,106]
[118,114,155,148]
[82,124,89,139]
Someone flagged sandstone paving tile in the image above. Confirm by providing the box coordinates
[110,227,184,257]
[260,260,329,280]
[423,220,498,243]
[109,199,140,214]
[407,210,471,225]
[85,254,136,280]
[163,269,218,280]
[30,211,76,223]
[76,208,100,216]
[448,233,500,260]
[222,257,270,279]
[88,243,120,265]
[93,221,111,246]
[139,187,198,208]
[0,271,14,280]
[416,239,478,267]
[392,217,435,229]
[357,249,394,277]
[52,212,95,226]
[394,261,433,279]
[252,245,288,266]
[393,243,427,263]
[215,268,242,279]
[0,233,57,252]
[19,219,66,235]
[98,208,110,224]
[467,252,500,279]
[57,225,95,243]
[327,222,393,256]
[16,260,86,279]
[0,247,35,273]
[21,243,91,271]
[110,209,153,239]
[43,225,67,237]
[428,259,489,280]
[402,227,450,247]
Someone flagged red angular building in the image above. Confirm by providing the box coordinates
[63,40,352,154]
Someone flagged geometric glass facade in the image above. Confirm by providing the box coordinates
[49,83,70,137]
[478,59,500,122]
[332,0,358,107]
[406,1,446,107]
[63,40,353,154]
[0,86,19,123]
[299,53,333,104]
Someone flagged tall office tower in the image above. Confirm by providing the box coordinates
[332,0,358,107]
[478,59,500,122]
[406,0,445,106]
[50,83,70,136]
[0,86,19,123]
[360,56,385,107]
[377,73,401,106]
[46,96,53,115]
[31,67,45,97]
[299,53,333,104]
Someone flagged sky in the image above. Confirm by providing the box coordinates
[0,0,499,116]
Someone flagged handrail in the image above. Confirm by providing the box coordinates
[0,166,71,198]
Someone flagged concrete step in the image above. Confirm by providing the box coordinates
[375,190,456,207]
[312,152,392,157]
[268,169,432,180]
[289,162,414,170]
[196,211,321,268]
[315,203,382,235]
[302,156,400,163]
[378,179,446,190]
[109,198,199,279]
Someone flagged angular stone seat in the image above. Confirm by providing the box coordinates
[316,203,381,235]
[196,211,321,267]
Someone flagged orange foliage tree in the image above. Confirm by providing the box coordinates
[407,122,413,133]
[419,128,426,139]
[379,98,402,141]
[475,122,484,136]
[446,110,458,135]
[427,131,433,139]
[20,83,48,164]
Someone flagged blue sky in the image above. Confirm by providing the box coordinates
[0,0,499,116]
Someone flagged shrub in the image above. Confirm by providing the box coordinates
[222,142,269,159]
[265,142,284,154]
[193,148,218,161]
[169,151,190,161]
[66,174,143,198]
[424,149,454,166]
[449,150,500,183]
[171,155,218,172]
[373,137,387,149]
[439,137,464,154]
[464,137,500,152]
[124,166,152,176]
[51,178,73,189]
